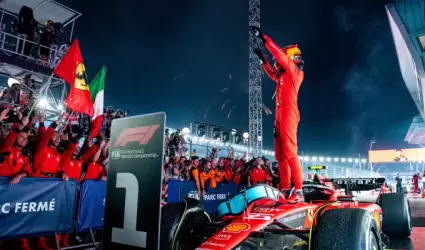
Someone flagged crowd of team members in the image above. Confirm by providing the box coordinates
[0,106,126,250]
[162,141,280,200]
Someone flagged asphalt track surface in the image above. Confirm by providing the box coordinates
[92,195,425,250]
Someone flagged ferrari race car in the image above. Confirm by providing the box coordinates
[161,166,412,250]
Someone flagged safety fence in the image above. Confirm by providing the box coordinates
[0,178,105,249]
[167,180,240,214]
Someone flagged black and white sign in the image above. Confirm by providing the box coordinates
[103,112,165,250]
[333,178,377,185]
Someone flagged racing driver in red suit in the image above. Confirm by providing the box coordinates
[251,26,304,202]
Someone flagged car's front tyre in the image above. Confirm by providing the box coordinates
[160,198,211,250]
[315,208,383,250]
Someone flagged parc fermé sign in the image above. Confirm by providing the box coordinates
[103,112,165,250]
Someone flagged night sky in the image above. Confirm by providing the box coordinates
[62,0,418,156]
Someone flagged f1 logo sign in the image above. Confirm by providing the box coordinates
[114,125,160,147]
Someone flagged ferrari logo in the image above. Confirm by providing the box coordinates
[75,62,88,91]
[308,209,314,223]
[373,210,381,230]
[222,223,250,233]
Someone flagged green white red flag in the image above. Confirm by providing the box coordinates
[88,66,106,139]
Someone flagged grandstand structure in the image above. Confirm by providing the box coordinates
[0,0,80,116]
[385,1,425,145]
[248,0,263,156]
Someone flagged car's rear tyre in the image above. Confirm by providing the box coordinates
[377,193,411,238]
[315,208,382,250]
[160,198,211,250]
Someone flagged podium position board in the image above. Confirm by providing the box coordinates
[103,112,165,250]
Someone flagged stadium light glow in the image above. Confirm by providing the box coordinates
[312,157,317,161]
[348,158,353,163]
[57,104,64,111]
[38,97,48,108]
[182,127,190,135]
[304,157,309,162]
[333,158,339,162]
[7,77,20,87]
[243,132,249,139]
[326,157,331,162]
[354,159,359,163]
[319,157,324,162]
[361,159,367,163]
[341,158,346,162]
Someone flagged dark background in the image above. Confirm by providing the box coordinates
[61,0,417,156]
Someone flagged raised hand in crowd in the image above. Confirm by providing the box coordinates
[0,108,9,121]
[10,172,26,185]
[18,116,29,130]
[56,111,69,124]
[39,112,46,123]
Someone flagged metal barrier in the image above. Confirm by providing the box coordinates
[0,30,69,68]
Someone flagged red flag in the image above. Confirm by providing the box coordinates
[54,39,94,116]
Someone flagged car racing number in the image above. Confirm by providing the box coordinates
[248,213,273,220]
[111,173,147,248]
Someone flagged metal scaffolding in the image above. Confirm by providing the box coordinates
[248,0,263,156]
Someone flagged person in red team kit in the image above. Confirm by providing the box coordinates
[251,26,305,201]
[0,116,32,250]
[412,171,420,196]
[248,157,268,186]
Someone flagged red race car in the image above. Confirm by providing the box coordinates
[161,166,412,250]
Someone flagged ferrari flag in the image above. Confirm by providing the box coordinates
[89,66,106,139]
[55,39,94,116]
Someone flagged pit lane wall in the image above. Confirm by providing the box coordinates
[0,178,105,240]
[167,180,239,214]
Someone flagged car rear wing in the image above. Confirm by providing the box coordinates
[329,178,386,191]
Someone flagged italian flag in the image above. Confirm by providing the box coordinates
[89,66,107,139]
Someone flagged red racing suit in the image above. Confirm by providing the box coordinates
[249,166,267,185]
[32,123,62,177]
[262,35,304,190]
[59,142,83,181]
[412,173,419,194]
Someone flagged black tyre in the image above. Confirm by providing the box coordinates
[377,193,411,238]
[315,208,382,250]
[160,198,211,250]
